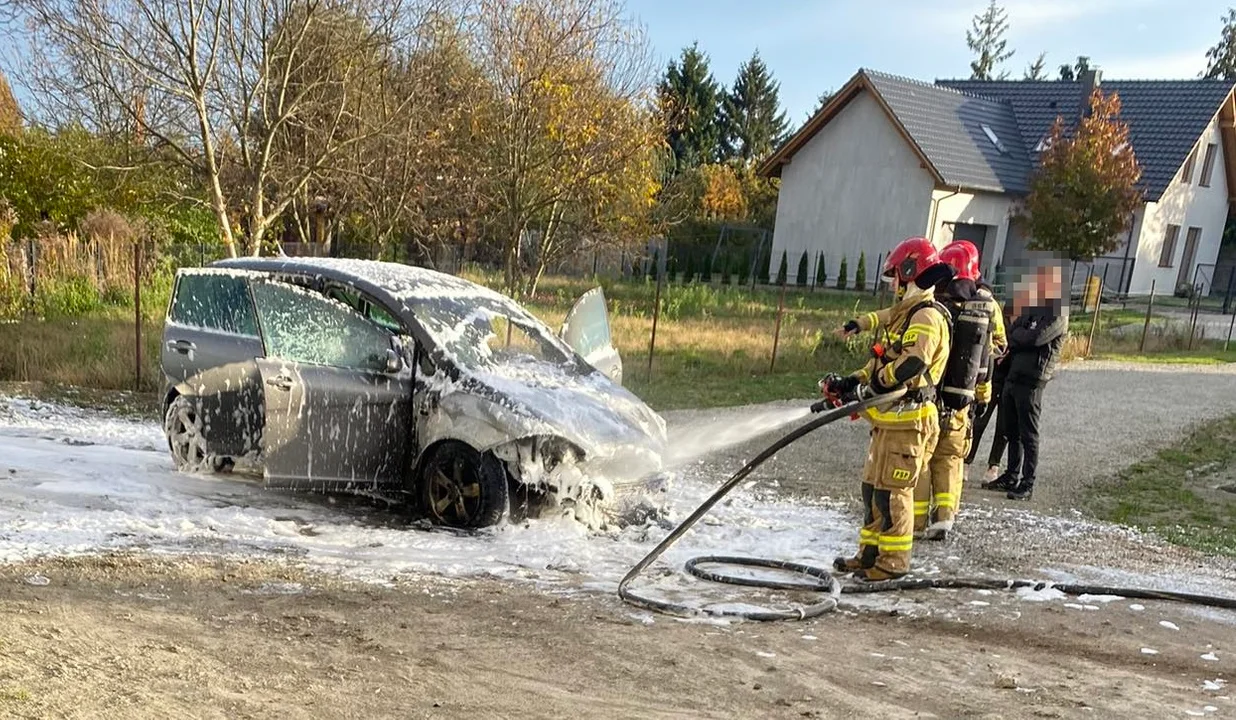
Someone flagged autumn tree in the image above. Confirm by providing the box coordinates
[475,0,663,296]
[0,72,21,135]
[1024,53,1048,80]
[718,50,789,163]
[1024,90,1142,260]
[1204,8,1236,80]
[658,43,722,172]
[966,1,1014,80]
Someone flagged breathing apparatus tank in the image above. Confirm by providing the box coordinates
[938,296,995,411]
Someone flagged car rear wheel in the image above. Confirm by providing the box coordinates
[419,441,508,528]
[164,395,231,473]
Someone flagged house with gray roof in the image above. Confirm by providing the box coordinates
[758,68,1236,296]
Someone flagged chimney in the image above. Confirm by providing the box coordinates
[1079,68,1102,119]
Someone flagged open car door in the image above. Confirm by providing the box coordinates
[560,286,622,384]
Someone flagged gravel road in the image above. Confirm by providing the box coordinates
[660,360,1236,589]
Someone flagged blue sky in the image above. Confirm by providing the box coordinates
[629,0,1230,123]
[2,0,1229,122]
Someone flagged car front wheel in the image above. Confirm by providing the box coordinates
[164,395,230,473]
[419,441,509,528]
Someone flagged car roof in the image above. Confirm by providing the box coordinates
[209,256,519,315]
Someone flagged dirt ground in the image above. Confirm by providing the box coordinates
[0,555,1230,720]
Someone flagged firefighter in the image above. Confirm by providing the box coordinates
[826,237,953,581]
[917,240,1001,539]
[966,256,1010,483]
[837,240,997,541]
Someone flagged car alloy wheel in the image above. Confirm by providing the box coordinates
[420,441,508,528]
[164,395,211,473]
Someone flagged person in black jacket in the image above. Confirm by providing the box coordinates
[985,268,1068,500]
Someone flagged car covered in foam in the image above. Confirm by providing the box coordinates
[159,257,668,528]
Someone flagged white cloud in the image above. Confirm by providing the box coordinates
[1101,48,1207,79]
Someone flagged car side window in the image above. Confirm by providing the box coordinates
[169,272,259,336]
[250,280,393,371]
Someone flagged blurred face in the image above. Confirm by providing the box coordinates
[1012,278,1037,313]
[1035,264,1063,303]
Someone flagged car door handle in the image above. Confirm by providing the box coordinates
[265,375,294,391]
[166,339,195,355]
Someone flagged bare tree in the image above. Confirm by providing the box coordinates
[473,0,664,295]
[11,0,424,256]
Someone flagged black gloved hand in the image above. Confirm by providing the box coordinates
[842,319,859,335]
[974,401,988,418]
[826,374,860,396]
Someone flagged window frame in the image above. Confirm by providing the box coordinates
[166,269,261,338]
[1158,225,1181,268]
[1200,143,1219,188]
[1182,146,1198,185]
[249,277,398,373]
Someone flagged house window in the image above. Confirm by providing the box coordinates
[1200,143,1219,187]
[1182,147,1197,184]
[981,124,1007,154]
[1159,225,1180,267]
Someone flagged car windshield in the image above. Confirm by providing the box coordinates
[408,294,581,372]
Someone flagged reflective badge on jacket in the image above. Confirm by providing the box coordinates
[891,467,912,482]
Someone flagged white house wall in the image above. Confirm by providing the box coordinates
[769,91,934,283]
[928,189,1013,277]
[1130,114,1229,296]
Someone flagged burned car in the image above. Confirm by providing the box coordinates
[160,257,667,528]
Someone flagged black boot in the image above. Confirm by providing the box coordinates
[1007,482,1034,500]
[982,473,1018,492]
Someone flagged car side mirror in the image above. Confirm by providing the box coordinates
[384,348,403,374]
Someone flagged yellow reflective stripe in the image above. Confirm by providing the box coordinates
[862,403,938,423]
[913,501,930,510]
[878,364,898,387]
[934,493,956,509]
[905,323,939,335]
[854,368,871,382]
[859,528,878,546]
[879,537,914,551]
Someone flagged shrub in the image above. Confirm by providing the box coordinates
[775,250,788,285]
[855,252,867,292]
[815,252,826,288]
[795,251,809,286]
[836,256,848,290]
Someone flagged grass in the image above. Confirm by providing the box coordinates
[0,274,877,410]
[3,269,1235,411]
[1087,414,1236,557]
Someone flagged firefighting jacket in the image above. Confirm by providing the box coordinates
[848,286,951,430]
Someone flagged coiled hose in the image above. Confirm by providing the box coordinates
[618,389,1236,621]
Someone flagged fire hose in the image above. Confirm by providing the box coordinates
[617,388,1236,622]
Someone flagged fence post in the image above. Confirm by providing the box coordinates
[1139,280,1155,353]
[1188,290,1201,351]
[873,252,882,297]
[1087,276,1103,357]
[1225,268,1236,315]
[1226,308,1235,353]
[647,267,664,382]
[770,276,787,373]
[26,237,36,303]
[134,241,142,392]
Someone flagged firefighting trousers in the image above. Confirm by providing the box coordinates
[915,410,970,530]
[854,420,940,575]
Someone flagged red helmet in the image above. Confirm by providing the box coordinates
[940,240,981,281]
[883,236,940,284]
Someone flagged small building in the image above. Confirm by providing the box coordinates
[758,69,1236,295]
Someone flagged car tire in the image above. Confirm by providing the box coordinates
[419,441,509,529]
[164,395,228,473]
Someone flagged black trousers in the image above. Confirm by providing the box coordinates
[967,384,1008,467]
[1002,382,1044,487]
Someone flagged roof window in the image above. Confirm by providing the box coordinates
[981,124,1007,154]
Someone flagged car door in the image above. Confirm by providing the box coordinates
[161,269,265,457]
[248,278,413,491]
[560,286,622,383]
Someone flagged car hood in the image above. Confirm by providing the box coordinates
[454,358,667,459]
